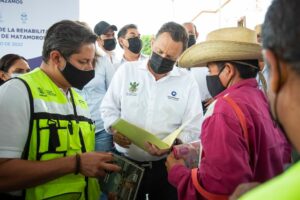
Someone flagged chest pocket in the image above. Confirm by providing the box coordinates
[36,119,85,160]
[122,81,142,111]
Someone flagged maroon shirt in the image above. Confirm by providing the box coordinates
[168,78,291,200]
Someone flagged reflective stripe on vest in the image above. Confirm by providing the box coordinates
[19,68,100,200]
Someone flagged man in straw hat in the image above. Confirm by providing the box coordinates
[232,0,300,199]
[165,26,291,200]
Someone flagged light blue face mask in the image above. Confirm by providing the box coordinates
[10,73,23,78]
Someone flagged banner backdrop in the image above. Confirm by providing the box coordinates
[0,0,79,68]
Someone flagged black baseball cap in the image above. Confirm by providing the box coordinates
[94,21,117,36]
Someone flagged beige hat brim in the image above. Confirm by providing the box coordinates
[178,40,262,68]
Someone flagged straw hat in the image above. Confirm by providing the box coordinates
[178,27,262,68]
[254,24,262,36]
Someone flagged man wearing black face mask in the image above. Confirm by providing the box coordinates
[116,24,148,68]
[182,22,213,113]
[0,20,121,200]
[94,20,119,64]
[101,22,203,200]
[231,0,300,199]
[182,22,198,48]
[166,27,291,200]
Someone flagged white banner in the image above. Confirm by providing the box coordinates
[0,0,79,68]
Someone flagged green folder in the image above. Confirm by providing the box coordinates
[111,119,185,151]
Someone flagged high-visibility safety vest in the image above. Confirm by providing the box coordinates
[240,161,300,200]
[19,68,100,200]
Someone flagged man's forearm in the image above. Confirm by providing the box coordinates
[0,156,76,192]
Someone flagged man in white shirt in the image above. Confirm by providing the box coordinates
[254,24,269,93]
[79,21,119,158]
[182,22,198,48]
[94,21,119,64]
[101,22,203,200]
[77,55,115,153]
[183,22,212,112]
[115,23,148,70]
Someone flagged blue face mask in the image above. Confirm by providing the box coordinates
[149,52,176,74]
[10,73,23,78]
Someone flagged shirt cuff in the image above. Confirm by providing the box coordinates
[104,117,119,134]
[0,149,22,158]
[168,164,190,187]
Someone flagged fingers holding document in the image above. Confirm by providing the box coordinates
[145,142,170,156]
[111,128,132,148]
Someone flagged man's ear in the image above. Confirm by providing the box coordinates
[0,70,9,81]
[224,62,235,77]
[118,37,126,49]
[264,49,284,93]
[49,50,63,67]
[150,35,155,50]
[96,38,103,47]
[195,31,199,39]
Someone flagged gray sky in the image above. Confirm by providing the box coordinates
[79,0,200,35]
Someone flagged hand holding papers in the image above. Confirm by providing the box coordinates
[144,142,170,156]
[111,118,192,151]
[112,131,132,148]
[172,140,202,168]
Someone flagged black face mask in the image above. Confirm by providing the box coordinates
[206,66,227,97]
[0,78,5,86]
[149,52,176,74]
[103,38,116,51]
[60,61,95,90]
[127,37,142,54]
[188,35,196,48]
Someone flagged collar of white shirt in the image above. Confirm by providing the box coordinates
[120,53,148,64]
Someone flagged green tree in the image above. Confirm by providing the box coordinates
[141,35,152,56]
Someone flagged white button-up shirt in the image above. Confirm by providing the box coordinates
[190,67,211,102]
[77,55,115,133]
[100,60,203,161]
[113,53,148,71]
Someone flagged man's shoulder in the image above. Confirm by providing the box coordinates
[203,96,237,121]
[119,60,147,71]
[171,67,198,84]
[0,78,27,93]
[97,55,113,66]
[0,79,29,112]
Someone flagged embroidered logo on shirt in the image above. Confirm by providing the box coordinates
[168,91,179,101]
[127,82,139,96]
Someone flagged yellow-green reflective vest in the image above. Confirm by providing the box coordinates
[240,161,300,200]
[19,68,100,200]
